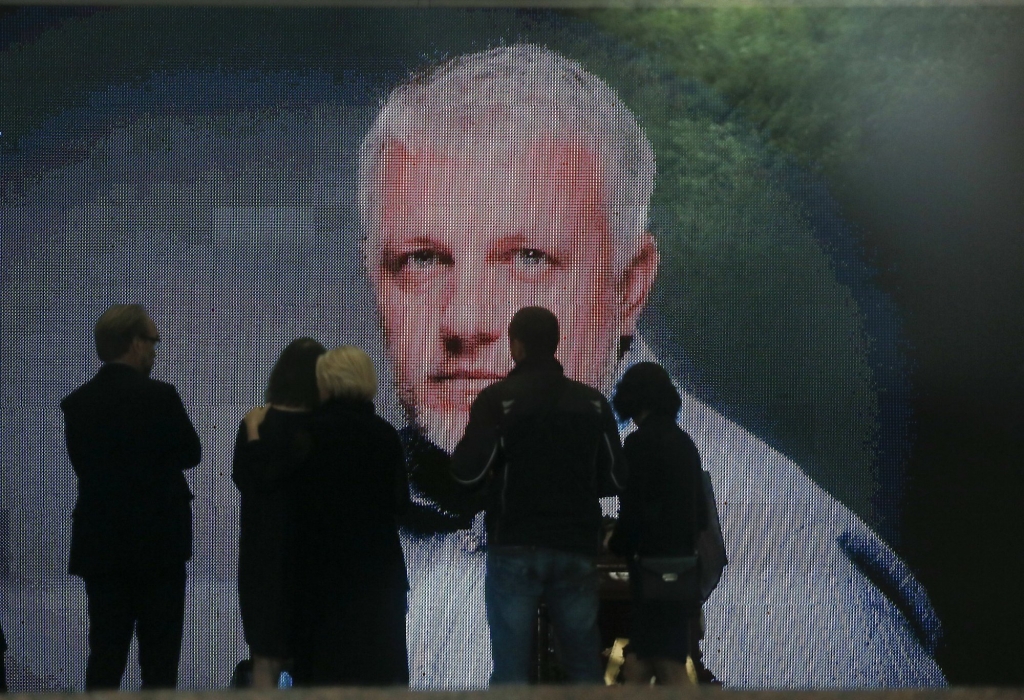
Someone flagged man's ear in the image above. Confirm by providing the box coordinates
[509,337,526,364]
[617,232,659,336]
[127,336,143,360]
[118,337,142,372]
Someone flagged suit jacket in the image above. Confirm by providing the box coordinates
[60,363,201,576]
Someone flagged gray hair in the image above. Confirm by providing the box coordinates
[316,345,378,402]
[358,43,656,272]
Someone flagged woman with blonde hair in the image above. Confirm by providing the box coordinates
[290,346,410,686]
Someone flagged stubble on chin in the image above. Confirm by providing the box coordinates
[398,365,484,453]
[406,400,467,455]
[392,373,458,453]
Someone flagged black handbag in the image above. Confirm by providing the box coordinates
[630,436,722,605]
[635,554,701,602]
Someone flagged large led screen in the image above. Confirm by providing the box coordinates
[2,6,1022,691]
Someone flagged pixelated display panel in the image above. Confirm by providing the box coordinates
[4,6,1018,691]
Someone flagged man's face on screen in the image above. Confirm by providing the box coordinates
[370,138,632,452]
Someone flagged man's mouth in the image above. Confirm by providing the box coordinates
[425,371,506,409]
[430,370,506,383]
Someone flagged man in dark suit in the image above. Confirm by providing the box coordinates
[60,304,201,690]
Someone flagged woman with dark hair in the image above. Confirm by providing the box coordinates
[232,337,326,688]
[609,362,706,685]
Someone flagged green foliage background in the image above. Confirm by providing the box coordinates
[576,8,1023,180]
[568,8,1024,530]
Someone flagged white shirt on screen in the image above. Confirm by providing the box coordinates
[396,336,945,689]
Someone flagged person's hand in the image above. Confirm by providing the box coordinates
[243,405,269,441]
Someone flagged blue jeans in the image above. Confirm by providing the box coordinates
[485,547,602,685]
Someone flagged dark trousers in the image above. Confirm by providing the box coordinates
[83,565,187,690]
[486,547,603,685]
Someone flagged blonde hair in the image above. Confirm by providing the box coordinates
[316,346,378,402]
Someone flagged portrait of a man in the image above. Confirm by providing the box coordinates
[358,44,943,689]
[361,45,657,455]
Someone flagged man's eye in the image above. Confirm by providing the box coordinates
[406,249,444,268]
[387,248,451,273]
[513,248,553,267]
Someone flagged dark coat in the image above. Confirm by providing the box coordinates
[609,414,706,560]
[60,363,201,577]
[290,397,410,686]
[451,356,626,556]
[231,408,313,658]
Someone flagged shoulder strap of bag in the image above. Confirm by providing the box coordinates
[697,470,728,601]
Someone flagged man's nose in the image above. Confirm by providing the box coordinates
[440,268,503,356]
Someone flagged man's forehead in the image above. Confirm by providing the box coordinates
[379,135,606,180]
